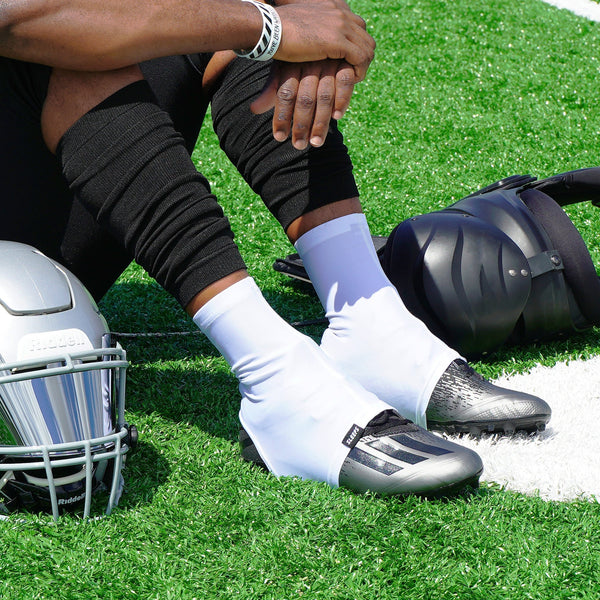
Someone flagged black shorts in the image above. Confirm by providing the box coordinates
[0,55,358,301]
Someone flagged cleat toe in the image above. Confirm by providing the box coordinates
[426,360,551,436]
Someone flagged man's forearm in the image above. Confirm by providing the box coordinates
[0,0,374,76]
[0,0,263,70]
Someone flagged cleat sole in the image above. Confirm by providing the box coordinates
[428,414,551,436]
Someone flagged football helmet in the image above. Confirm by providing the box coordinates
[0,241,137,520]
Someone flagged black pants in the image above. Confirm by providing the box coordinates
[0,55,358,303]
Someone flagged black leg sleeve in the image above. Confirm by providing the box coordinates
[0,55,215,301]
[210,58,360,231]
[56,80,247,308]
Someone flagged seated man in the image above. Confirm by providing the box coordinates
[0,0,550,497]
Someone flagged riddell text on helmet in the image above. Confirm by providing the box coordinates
[18,328,93,359]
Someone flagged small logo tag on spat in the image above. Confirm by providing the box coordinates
[342,424,364,449]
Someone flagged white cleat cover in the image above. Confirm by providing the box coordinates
[194,277,390,487]
[237,335,392,487]
[294,213,460,427]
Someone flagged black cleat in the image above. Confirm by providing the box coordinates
[240,410,483,497]
[426,360,552,435]
[338,410,482,496]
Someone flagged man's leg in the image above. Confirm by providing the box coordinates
[0,54,214,302]
[210,57,551,433]
[290,206,551,434]
[41,63,483,495]
[0,58,132,300]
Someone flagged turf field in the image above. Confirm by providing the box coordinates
[2,0,600,598]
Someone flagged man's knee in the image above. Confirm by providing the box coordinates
[41,65,144,153]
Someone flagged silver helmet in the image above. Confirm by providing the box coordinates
[0,241,136,520]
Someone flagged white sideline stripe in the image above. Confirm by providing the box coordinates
[472,1,600,501]
[541,0,600,21]
[447,355,600,502]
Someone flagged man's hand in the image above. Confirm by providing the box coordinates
[251,1,372,149]
[273,2,375,83]
[251,60,356,150]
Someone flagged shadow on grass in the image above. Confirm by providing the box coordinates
[117,438,171,512]
[125,362,240,441]
[472,327,600,377]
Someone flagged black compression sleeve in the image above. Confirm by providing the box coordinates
[56,80,246,308]
[211,58,360,231]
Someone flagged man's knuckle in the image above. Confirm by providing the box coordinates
[297,94,316,110]
[337,70,355,86]
[313,117,328,131]
[317,91,334,105]
[277,87,296,104]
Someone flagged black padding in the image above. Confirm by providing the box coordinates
[530,167,600,207]
[521,188,600,325]
[382,212,532,357]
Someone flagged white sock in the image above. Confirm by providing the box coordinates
[294,213,461,426]
[192,277,390,486]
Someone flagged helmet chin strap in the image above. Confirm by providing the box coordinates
[23,466,89,488]
[0,470,13,491]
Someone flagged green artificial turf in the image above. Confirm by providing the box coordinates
[2,1,600,598]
